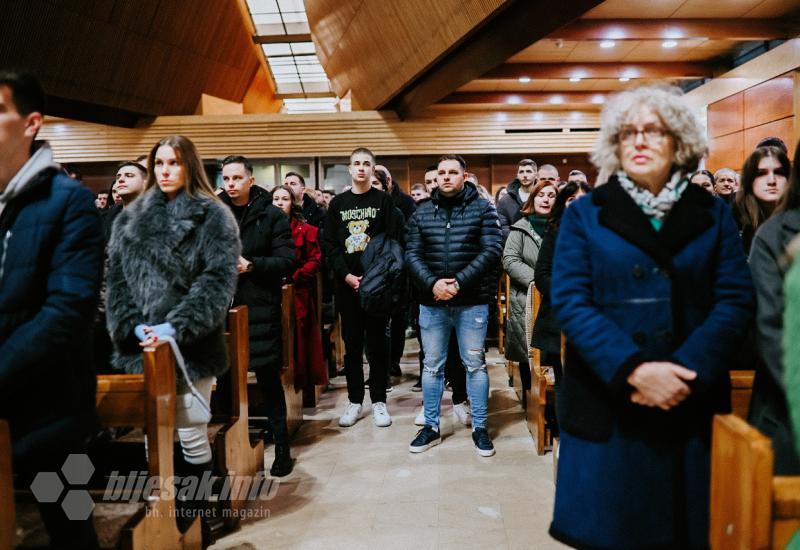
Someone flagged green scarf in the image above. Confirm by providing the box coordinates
[527,214,548,238]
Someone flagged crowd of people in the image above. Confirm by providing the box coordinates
[4,69,800,549]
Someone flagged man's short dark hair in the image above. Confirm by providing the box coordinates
[438,154,466,171]
[350,147,376,164]
[135,154,148,164]
[322,189,336,196]
[116,160,147,177]
[0,71,46,116]
[221,155,253,175]
[518,159,537,170]
[411,183,427,193]
[425,164,438,173]
[285,171,306,187]
[756,136,788,154]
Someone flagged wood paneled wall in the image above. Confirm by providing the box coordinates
[707,72,796,171]
[39,110,601,163]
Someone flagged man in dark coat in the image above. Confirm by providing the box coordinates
[406,154,502,456]
[0,71,103,549]
[285,171,325,228]
[496,159,537,240]
[220,155,296,476]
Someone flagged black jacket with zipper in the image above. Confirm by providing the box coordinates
[405,182,502,307]
[220,185,295,370]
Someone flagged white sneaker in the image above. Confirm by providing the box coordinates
[414,408,426,426]
[338,402,362,427]
[372,402,392,427]
[453,402,472,426]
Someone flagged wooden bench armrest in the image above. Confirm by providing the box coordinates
[730,370,755,388]
[96,374,145,393]
[773,477,800,518]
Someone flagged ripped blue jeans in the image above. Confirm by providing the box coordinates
[419,304,489,429]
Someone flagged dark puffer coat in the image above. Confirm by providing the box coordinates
[405,182,502,307]
[221,185,295,371]
[496,178,524,240]
[0,166,103,459]
[106,187,240,391]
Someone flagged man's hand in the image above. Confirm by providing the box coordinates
[627,362,697,410]
[236,256,252,274]
[345,273,362,290]
[433,278,458,301]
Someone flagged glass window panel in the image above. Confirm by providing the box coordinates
[262,43,291,56]
[283,21,309,34]
[290,42,316,55]
[279,163,313,188]
[276,82,304,94]
[277,0,305,12]
[270,64,298,75]
[302,81,332,93]
[247,0,279,13]
[253,164,276,191]
[282,11,308,23]
[323,164,352,192]
[255,23,287,35]
[251,13,283,25]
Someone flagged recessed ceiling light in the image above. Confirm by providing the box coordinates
[619,77,630,82]
[662,40,678,49]
[600,40,615,49]
[570,77,581,82]
[518,76,531,83]
[550,95,564,104]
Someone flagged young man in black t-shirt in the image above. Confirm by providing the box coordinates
[322,147,399,428]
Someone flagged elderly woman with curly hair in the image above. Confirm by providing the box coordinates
[548,85,754,549]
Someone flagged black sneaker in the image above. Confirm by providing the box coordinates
[386,380,393,393]
[472,427,495,457]
[411,380,422,392]
[409,425,441,453]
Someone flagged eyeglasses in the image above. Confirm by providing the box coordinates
[617,124,670,144]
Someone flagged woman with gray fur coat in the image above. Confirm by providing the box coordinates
[106,135,239,544]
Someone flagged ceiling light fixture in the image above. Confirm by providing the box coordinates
[662,40,678,49]
[518,76,531,83]
[619,77,630,82]
[569,77,581,82]
[599,40,615,49]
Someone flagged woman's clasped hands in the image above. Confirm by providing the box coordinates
[627,362,698,410]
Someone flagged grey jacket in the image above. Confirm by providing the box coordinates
[501,217,542,363]
[106,188,241,391]
[748,208,800,473]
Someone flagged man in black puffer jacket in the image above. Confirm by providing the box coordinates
[406,154,502,457]
[219,155,296,476]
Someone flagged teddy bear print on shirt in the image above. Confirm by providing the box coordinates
[345,219,370,253]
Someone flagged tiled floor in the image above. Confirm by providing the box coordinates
[212,345,566,550]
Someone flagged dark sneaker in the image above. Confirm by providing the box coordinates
[472,427,495,457]
[270,444,293,477]
[409,425,441,453]
[411,380,422,392]
[386,380,393,393]
[390,363,402,377]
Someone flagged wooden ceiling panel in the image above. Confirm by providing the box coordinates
[582,0,687,18]
[306,0,511,110]
[0,0,270,125]
[508,40,579,63]
[564,40,641,61]
[672,0,770,18]
[744,0,800,18]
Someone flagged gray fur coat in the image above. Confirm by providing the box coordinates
[106,187,240,390]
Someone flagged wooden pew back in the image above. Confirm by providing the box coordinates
[729,370,755,419]
[710,414,800,549]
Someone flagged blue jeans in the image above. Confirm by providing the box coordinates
[419,304,490,429]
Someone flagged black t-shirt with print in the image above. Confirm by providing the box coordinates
[321,187,399,280]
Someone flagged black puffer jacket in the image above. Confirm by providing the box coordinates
[405,182,502,307]
[496,178,524,240]
[220,186,295,371]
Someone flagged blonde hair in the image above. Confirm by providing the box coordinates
[591,84,707,184]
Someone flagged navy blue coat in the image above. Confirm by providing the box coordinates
[0,168,103,460]
[549,178,754,549]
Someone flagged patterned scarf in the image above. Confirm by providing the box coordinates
[616,170,689,222]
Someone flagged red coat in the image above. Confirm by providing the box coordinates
[290,218,326,389]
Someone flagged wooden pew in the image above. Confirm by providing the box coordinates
[214,306,265,527]
[280,285,303,435]
[305,272,326,407]
[730,370,755,419]
[0,420,14,550]
[95,342,202,550]
[525,287,555,456]
[710,414,800,549]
